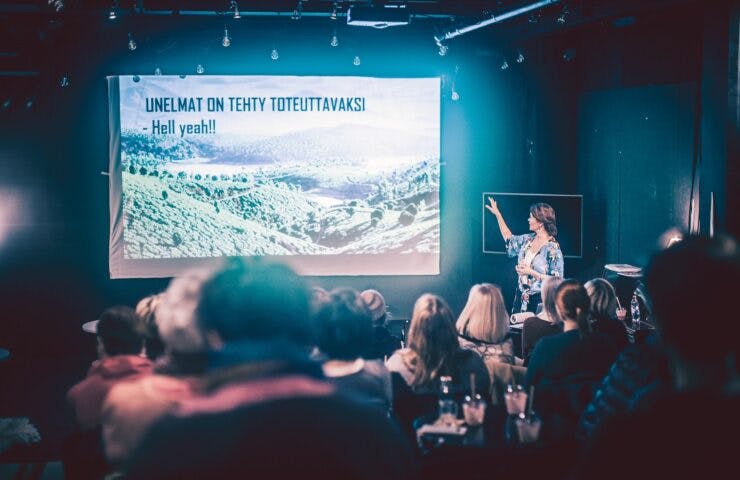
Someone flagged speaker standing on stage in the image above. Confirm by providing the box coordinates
[486,197,564,313]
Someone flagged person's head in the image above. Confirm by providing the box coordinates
[584,278,618,321]
[317,288,373,360]
[528,203,558,238]
[555,279,591,336]
[360,289,387,327]
[136,294,165,361]
[541,276,564,323]
[156,269,210,355]
[197,258,312,348]
[456,283,509,343]
[309,286,330,316]
[646,235,739,371]
[96,306,144,358]
[406,294,459,388]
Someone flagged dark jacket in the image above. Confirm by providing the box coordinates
[591,315,629,352]
[367,325,403,360]
[577,340,670,441]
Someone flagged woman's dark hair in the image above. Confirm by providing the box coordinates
[97,306,144,356]
[405,294,459,388]
[555,279,591,337]
[316,288,373,360]
[530,203,557,237]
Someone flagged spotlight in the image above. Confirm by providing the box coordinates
[108,1,118,20]
[1,98,12,110]
[222,27,231,47]
[353,55,361,66]
[562,48,576,62]
[127,33,137,51]
[25,98,35,109]
[330,2,338,20]
[292,1,303,20]
[59,74,70,87]
[271,49,279,61]
[438,44,448,56]
[451,90,460,101]
[330,33,339,47]
[196,64,205,74]
[516,51,524,63]
[500,59,509,70]
[154,66,162,75]
[230,0,241,19]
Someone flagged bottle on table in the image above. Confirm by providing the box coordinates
[437,376,458,426]
[630,293,641,330]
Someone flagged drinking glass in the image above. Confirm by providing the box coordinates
[437,399,459,426]
[504,384,527,415]
[462,394,486,426]
[515,412,542,443]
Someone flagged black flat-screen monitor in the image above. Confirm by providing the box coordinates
[482,192,583,258]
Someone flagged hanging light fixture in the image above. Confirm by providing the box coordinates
[292,1,303,20]
[271,49,280,61]
[127,33,137,51]
[330,1,338,20]
[353,55,361,66]
[230,1,241,19]
[222,27,231,47]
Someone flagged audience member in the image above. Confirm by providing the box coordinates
[102,270,209,465]
[362,288,403,360]
[522,276,564,365]
[525,279,619,438]
[584,278,629,351]
[67,306,151,431]
[126,259,415,479]
[574,235,740,478]
[387,293,490,398]
[316,288,393,411]
[136,293,165,361]
[456,284,515,366]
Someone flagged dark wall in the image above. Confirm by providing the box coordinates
[1,5,727,341]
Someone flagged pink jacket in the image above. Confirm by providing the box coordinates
[67,355,153,430]
[102,374,196,464]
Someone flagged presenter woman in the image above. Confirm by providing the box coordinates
[486,198,564,313]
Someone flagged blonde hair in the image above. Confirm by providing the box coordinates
[455,283,510,344]
[541,277,564,323]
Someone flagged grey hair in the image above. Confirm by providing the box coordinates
[155,268,211,353]
[584,278,618,320]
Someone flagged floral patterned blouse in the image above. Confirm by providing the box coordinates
[506,233,564,294]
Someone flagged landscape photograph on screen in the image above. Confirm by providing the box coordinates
[109,75,440,277]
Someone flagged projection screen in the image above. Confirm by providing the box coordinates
[108,75,440,278]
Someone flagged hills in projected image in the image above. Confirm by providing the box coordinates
[120,128,439,259]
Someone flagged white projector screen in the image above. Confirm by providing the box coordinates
[108,75,440,278]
